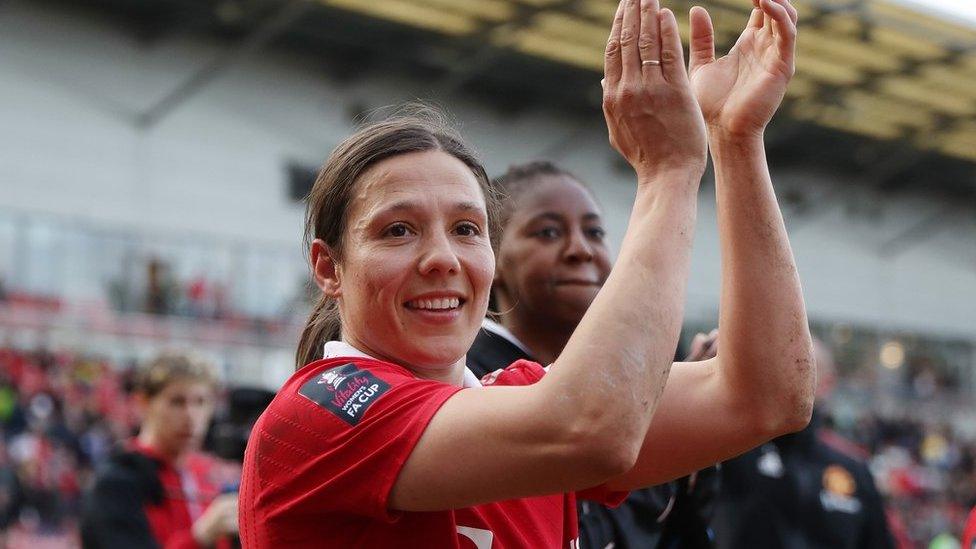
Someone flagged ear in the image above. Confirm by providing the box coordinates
[310,239,342,298]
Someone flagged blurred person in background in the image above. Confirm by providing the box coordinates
[145,258,177,316]
[712,339,894,549]
[81,351,239,549]
[467,160,722,548]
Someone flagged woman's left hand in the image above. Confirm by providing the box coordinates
[688,0,797,138]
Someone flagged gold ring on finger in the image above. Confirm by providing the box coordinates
[642,59,661,66]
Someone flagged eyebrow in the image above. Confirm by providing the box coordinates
[530,212,603,223]
[384,200,484,212]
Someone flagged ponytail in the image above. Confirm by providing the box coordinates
[295,294,342,371]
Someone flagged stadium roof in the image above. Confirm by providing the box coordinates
[79,0,976,197]
[308,0,976,162]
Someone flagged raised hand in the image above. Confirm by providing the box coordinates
[688,0,797,138]
[603,0,707,181]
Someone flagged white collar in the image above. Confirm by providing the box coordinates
[480,318,533,356]
[323,340,482,389]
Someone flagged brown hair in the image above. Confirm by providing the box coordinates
[296,106,499,370]
[134,351,218,399]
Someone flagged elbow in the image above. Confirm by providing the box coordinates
[576,437,639,482]
[777,392,814,435]
[751,394,813,440]
[587,435,641,479]
[755,344,817,438]
[559,411,642,482]
[789,340,818,431]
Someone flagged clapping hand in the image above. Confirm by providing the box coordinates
[602,0,707,182]
[688,0,797,138]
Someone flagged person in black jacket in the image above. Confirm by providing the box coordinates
[468,160,721,549]
[712,340,894,549]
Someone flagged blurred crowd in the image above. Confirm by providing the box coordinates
[0,340,971,547]
[837,412,976,547]
[0,346,132,546]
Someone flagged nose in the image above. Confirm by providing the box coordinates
[563,228,594,264]
[417,231,461,276]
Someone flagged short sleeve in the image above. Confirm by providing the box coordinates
[577,484,630,507]
[480,359,546,387]
[247,359,462,523]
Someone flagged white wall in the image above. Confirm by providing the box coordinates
[1,1,974,345]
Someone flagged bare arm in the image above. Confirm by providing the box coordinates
[604,0,815,491]
[390,0,707,512]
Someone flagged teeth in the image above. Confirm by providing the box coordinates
[408,297,461,310]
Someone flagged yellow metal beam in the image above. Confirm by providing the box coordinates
[796,54,864,85]
[798,28,904,73]
[415,0,516,22]
[512,31,605,70]
[880,77,976,116]
[532,12,608,45]
[325,0,476,34]
[871,26,945,60]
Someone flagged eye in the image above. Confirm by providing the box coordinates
[383,223,414,238]
[587,227,607,241]
[535,227,561,240]
[454,222,481,237]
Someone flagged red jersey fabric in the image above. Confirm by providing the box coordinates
[962,507,976,549]
[240,357,625,548]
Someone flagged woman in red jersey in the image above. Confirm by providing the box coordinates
[240,0,813,546]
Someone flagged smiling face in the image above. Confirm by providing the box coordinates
[333,149,495,372]
[495,175,611,329]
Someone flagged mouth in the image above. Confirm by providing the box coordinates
[404,296,464,311]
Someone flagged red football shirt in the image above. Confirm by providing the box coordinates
[962,506,976,549]
[239,356,625,548]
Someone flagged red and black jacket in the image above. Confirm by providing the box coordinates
[81,442,233,549]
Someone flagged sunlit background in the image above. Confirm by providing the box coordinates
[0,0,974,546]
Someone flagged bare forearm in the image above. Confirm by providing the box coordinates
[547,174,700,453]
[712,132,814,431]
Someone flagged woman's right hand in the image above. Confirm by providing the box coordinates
[603,0,707,182]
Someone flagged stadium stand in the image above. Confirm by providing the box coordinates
[0,0,973,546]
